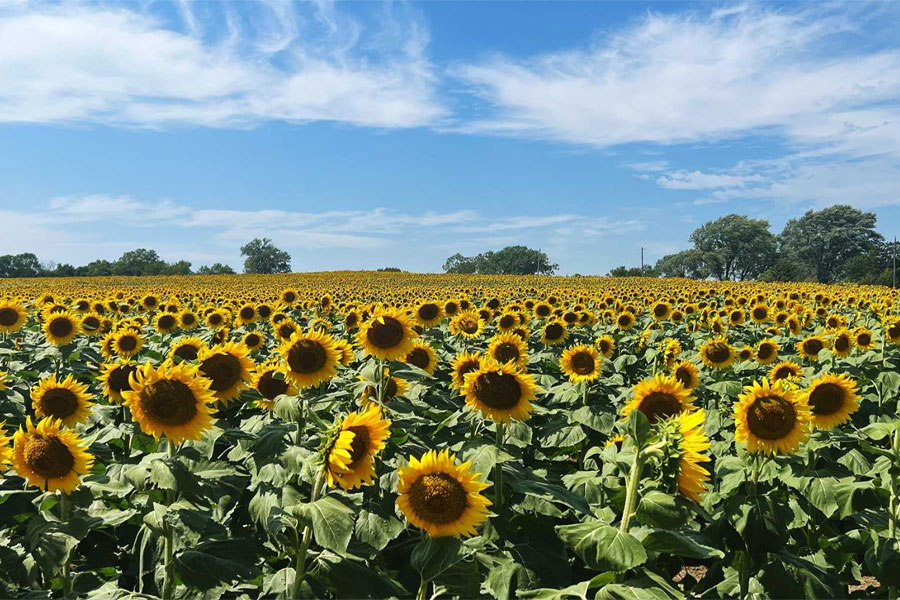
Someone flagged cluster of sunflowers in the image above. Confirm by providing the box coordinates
[0,273,898,599]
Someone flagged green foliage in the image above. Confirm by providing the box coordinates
[240,237,292,274]
[688,214,776,280]
[443,246,558,275]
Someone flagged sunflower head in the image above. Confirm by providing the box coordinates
[356,309,417,360]
[32,374,94,426]
[450,351,483,391]
[449,311,484,339]
[252,360,298,410]
[396,449,491,538]
[755,339,779,365]
[803,372,860,430]
[623,374,695,425]
[43,310,81,346]
[559,344,602,383]
[769,360,803,382]
[668,409,711,503]
[796,335,826,361]
[112,329,144,359]
[100,360,139,404]
[734,378,810,455]
[12,417,94,493]
[699,336,735,370]
[198,341,255,404]
[280,330,340,389]
[405,340,440,375]
[487,332,529,370]
[0,299,28,333]
[671,360,699,390]
[325,404,392,490]
[462,360,537,423]
[595,335,616,358]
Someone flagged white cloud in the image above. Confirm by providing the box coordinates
[454,5,900,150]
[656,171,766,190]
[0,2,443,128]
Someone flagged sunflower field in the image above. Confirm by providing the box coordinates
[0,272,899,599]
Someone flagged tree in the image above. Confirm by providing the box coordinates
[163,260,193,275]
[654,249,710,278]
[689,214,776,280]
[197,263,236,275]
[77,259,115,277]
[607,265,656,277]
[113,248,167,276]
[780,205,883,283]
[442,246,557,275]
[0,253,42,277]
[240,238,291,274]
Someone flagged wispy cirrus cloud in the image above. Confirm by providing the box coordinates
[0,1,443,128]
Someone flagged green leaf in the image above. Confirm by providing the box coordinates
[625,410,651,448]
[174,538,260,590]
[519,580,592,600]
[355,509,403,551]
[411,537,463,582]
[294,496,355,555]
[640,529,724,559]
[556,521,647,573]
[635,491,688,529]
[804,476,839,518]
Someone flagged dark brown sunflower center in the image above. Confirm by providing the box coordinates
[536,305,551,317]
[599,341,612,354]
[637,391,682,424]
[459,318,479,334]
[182,314,196,326]
[208,314,223,325]
[888,323,900,339]
[346,425,371,467]
[200,353,242,391]
[808,383,845,416]
[174,344,199,361]
[407,348,431,370]
[834,336,850,352]
[283,292,296,303]
[618,315,632,327]
[773,366,797,380]
[278,324,296,338]
[653,304,668,317]
[803,339,824,355]
[346,313,358,327]
[570,352,595,375]
[493,342,520,365]
[287,340,327,374]
[257,371,289,400]
[456,360,480,384]
[245,333,261,347]
[706,344,731,363]
[239,307,254,320]
[418,304,439,321]
[158,315,176,330]
[366,317,405,349]
[108,365,136,393]
[753,308,767,320]
[757,344,774,360]
[0,308,19,326]
[747,395,797,439]
[544,323,564,340]
[118,335,138,351]
[407,472,468,525]
[857,333,872,346]
[39,387,79,419]
[49,318,74,338]
[140,379,198,426]
[473,371,522,410]
[24,434,75,480]
[674,366,693,387]
[498,315,516,329]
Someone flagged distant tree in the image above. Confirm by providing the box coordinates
[197,263,236,275]
[780,205,883,283]
[607,265,656,277]
[654,249,710,278]
[163,260,193,275]
[442,246,557,275]
[759,254,812,282]
[77,259,115,277]
[0,253,42,277]
[45,263,77,277]
[689,214,776,280]
[240,238,291,274]
[114,248,167,276]
[442,253,479,274]
[377,267,402,272]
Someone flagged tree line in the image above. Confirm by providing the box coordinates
[609,205,897,285]
[1,238,293,278]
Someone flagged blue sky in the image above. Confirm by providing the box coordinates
[0,1,898,274]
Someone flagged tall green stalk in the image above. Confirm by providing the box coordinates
[162,441,177,599]
[292,468,326,599]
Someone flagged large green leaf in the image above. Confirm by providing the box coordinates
[174,538,260,590]
[556,521,647,573]
[293,496,355,555]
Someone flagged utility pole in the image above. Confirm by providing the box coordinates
[641,247,644,275]
[893,236,897,288]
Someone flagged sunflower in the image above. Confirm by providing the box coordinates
[755,339,779,365]
[325,404,392,490]
[0,371,7,392]
[622,374,694,425]
[356,309,417,360]
[334,339,355,366]
[750,303,770,323]
[242,331,266,352]
[462,361,537,423]
[177,310,198,330]
[450,351,483,391]
[853,326,875,351]
[43,310,81,345]
[359,370,409,405]
[540,320,568,346]
[496,312,519,332]
[0,299,27,333]
[198,342,255,404]
[650,301,672,321]
[80,313,104,337]
[252,360,298,410]
[559,344,602,383]
[31,374,93,427]
[674,409,711,503]
[396,449,491,538]
[279,330,340,389]
[734,378,810,455]
[885,317,900,344]
[802,372,860,430]
[769,360,803,382]
[831,329,854,359]
[99,360,139,404]
[487,333,529,369]
[112,329,144,359]
[698,336,735,370]
[533,302,553,319]
[595,335,615,358]
[605,434,625,450]
[237,304,257,325]
[615,311,636,331]
[797,335,826,361]
[154,312,179,334]
[449,311,484,339]
[123,361,216,443]
[671,360,700,390]
[737,346,753,362]
[279,288,299,308]
[205,309,229,330]
[404,340,439,375]
[0,423,11,468]
[169,336,207,362]
[12,417,94,493]
[414,301,443,328]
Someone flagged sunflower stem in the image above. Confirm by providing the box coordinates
[292,467,325,599]
[162,441,177,600]
[494,422,505,514]
[416,577,429,600]
[619,451,644,534]
[59,493,72,597]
